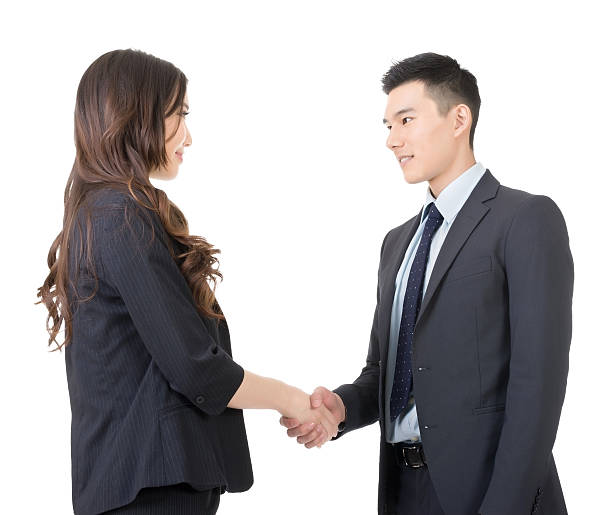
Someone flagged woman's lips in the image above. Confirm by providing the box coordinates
[175,152,183,162]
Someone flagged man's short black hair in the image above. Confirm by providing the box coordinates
[382,52,480,149]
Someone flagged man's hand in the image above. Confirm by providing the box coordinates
[279,386,346,448]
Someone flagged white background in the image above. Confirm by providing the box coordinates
[2,0,610,513]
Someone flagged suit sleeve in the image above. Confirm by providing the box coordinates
[97,198,245,416]
[479,195,574,514]
[332,230,390,437]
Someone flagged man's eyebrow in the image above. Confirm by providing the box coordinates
[382,107,416,124]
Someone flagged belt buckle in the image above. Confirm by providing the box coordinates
[401,444,425,469]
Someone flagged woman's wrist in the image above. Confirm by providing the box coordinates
[228,371,310,414]
[277,383,309,418]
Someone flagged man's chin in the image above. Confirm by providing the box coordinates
[401,169,424,184]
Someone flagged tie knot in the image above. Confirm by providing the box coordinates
[426,203,444,224]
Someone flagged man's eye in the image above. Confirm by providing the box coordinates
[402,117,412,124]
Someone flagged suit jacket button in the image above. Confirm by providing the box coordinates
[195,395,205,404]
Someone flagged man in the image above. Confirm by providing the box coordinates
[281,53,573,515]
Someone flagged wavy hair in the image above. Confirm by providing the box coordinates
[36,48,224,352]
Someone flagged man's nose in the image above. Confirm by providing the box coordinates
[386,126,403,150]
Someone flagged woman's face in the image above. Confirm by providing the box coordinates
[150,92,192,181]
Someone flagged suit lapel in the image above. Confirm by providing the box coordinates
[415,169,499,327]
[378,169,500,392]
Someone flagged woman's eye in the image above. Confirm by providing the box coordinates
[181,111,190,117]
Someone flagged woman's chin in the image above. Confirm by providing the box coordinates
[150,167,179,181]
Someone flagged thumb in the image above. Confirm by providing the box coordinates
[310,386,328,408]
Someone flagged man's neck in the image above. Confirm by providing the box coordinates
[428,154,476,198]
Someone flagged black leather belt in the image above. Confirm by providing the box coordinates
[393,441,427,468]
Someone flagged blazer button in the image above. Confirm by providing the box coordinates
[195,395,205,404]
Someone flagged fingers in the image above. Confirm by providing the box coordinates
[283,418,329,448]
[279,416,300,429]
[281,386,339,450]
[287,422,315,438]
[300,408,335,449]
[305,425,329,449]
[296,426,322,445]
[291,406,336,448]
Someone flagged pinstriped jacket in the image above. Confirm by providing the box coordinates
[65,187,253,514]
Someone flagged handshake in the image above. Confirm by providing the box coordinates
[279,386,346,448]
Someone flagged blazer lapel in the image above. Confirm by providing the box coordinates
[415,169,500,328]
[378,169,500,394]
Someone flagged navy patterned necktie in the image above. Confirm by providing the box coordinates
[390,202,444,422]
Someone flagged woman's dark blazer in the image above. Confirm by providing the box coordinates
[65,187,253,515]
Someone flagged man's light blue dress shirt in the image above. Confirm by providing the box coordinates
[384,161,487,443]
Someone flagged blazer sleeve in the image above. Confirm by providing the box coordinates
[479,194,574,515]
[332,230,390,437]
[97,197,245,416]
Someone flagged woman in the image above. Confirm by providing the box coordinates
[36,49,336,515]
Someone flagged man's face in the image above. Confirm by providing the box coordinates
[383,80,460,188]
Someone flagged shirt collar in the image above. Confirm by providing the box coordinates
[420,161,487,225]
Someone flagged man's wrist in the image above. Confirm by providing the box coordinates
[335,392,347,431]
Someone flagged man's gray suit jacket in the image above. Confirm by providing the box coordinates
[333,169,573,515]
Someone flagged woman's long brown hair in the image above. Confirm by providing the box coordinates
[36,49,224,352]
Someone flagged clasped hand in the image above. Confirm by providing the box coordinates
[280,386,346,448]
